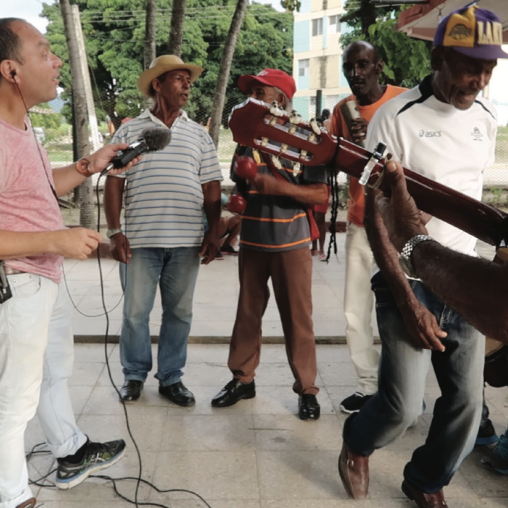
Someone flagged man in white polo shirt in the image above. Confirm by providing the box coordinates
[104,56,222,406]
[338,6,507,507]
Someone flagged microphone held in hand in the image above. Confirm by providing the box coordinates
[340,101,365,148]
[101,128,171,175]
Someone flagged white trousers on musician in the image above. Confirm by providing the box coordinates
[0,274,86,508]
[343,222,379,395]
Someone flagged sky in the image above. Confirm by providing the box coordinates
[4,0,285,34]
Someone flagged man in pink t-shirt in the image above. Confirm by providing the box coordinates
[0,18,139,508]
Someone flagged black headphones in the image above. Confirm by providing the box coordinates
[11,70,16,80]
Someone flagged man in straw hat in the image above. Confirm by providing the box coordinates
[338,6,508,507]
[104,55,223,406]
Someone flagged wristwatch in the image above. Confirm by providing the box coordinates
[106,228,123,238]
[399,234,436,278]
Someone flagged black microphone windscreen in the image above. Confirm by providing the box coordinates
[141,128,171,151]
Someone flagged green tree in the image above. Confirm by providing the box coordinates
[30,104,62,131]
[42,0,293,130]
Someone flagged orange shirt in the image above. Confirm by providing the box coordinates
[330,85,406,226]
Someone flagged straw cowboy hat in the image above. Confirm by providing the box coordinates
[137,55,204,97]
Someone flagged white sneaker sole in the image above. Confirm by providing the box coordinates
[55,447,126,490]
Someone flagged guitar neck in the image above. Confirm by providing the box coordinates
[336,140,508,247]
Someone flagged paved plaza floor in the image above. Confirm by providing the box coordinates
[26,343,508,508]
[23,235,508,507]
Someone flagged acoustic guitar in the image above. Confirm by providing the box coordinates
[228,98,508,248]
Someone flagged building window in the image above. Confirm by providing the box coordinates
[312,18,323,37]
[329,15,341,34]
[298,59,310,77]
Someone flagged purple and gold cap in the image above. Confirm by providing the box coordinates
[434,5,508,60]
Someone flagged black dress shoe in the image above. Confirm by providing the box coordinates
[211,379,255,407]
[159,381,195,407]
[402,480,448,508]
[298,394,321,420]
[119,380,143,402]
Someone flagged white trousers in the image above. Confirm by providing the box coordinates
[343,222,379,395]
[0,274,86,508]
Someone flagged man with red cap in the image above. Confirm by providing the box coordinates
[211,69,329,420]
[338,6,508,507]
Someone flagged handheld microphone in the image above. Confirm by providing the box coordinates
[340,101,365,148]
[101,128,171,175]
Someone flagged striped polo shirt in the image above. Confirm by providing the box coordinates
[111,109,222,249]
[233,145,328,253]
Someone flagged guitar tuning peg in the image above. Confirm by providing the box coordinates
[261,137,269,147]
[309,118,321,135]
[271,154,282,169]
[289,110,302,125]
[270,101,284,117]
[280,143,289,155]
[252,149,261,164]
[292,162,301,177]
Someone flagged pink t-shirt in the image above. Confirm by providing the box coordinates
[0,118,64,283]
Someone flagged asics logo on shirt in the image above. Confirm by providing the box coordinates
[471,127,483,141]
[419,130,442,138]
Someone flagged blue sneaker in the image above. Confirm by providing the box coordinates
[482,431,508,474]
[55,438,126,489]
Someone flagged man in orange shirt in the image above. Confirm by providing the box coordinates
[330,41,406,413]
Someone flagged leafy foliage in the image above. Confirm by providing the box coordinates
[42,0,293,128]
[340,2,432,88]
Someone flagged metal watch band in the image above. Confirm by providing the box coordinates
[399,234,436,278]
[106,228,123,238]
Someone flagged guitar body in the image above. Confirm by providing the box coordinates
[229,98,508,247]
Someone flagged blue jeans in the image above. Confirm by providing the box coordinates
[344,271,484,493]
[119,247,200,386]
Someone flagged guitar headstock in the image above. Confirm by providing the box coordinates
[228,98,337,167]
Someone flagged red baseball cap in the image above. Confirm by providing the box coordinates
[238,69,296,100]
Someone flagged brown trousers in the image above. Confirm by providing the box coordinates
[228,247,319,395]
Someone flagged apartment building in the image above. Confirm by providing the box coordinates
[292,0,351,120]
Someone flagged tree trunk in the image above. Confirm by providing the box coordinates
[144,0,157,69]
[360,0,376,36]
[209,0,249,148]
[60,0,94,228]
[168,0,186,57]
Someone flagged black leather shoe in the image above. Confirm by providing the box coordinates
[119,380,143,402]
[159,381,195,407]
[298,394,321,420]
[211,379,255,407]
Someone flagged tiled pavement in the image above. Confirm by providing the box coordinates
[26,343,508,508]
[23,235,508,507]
